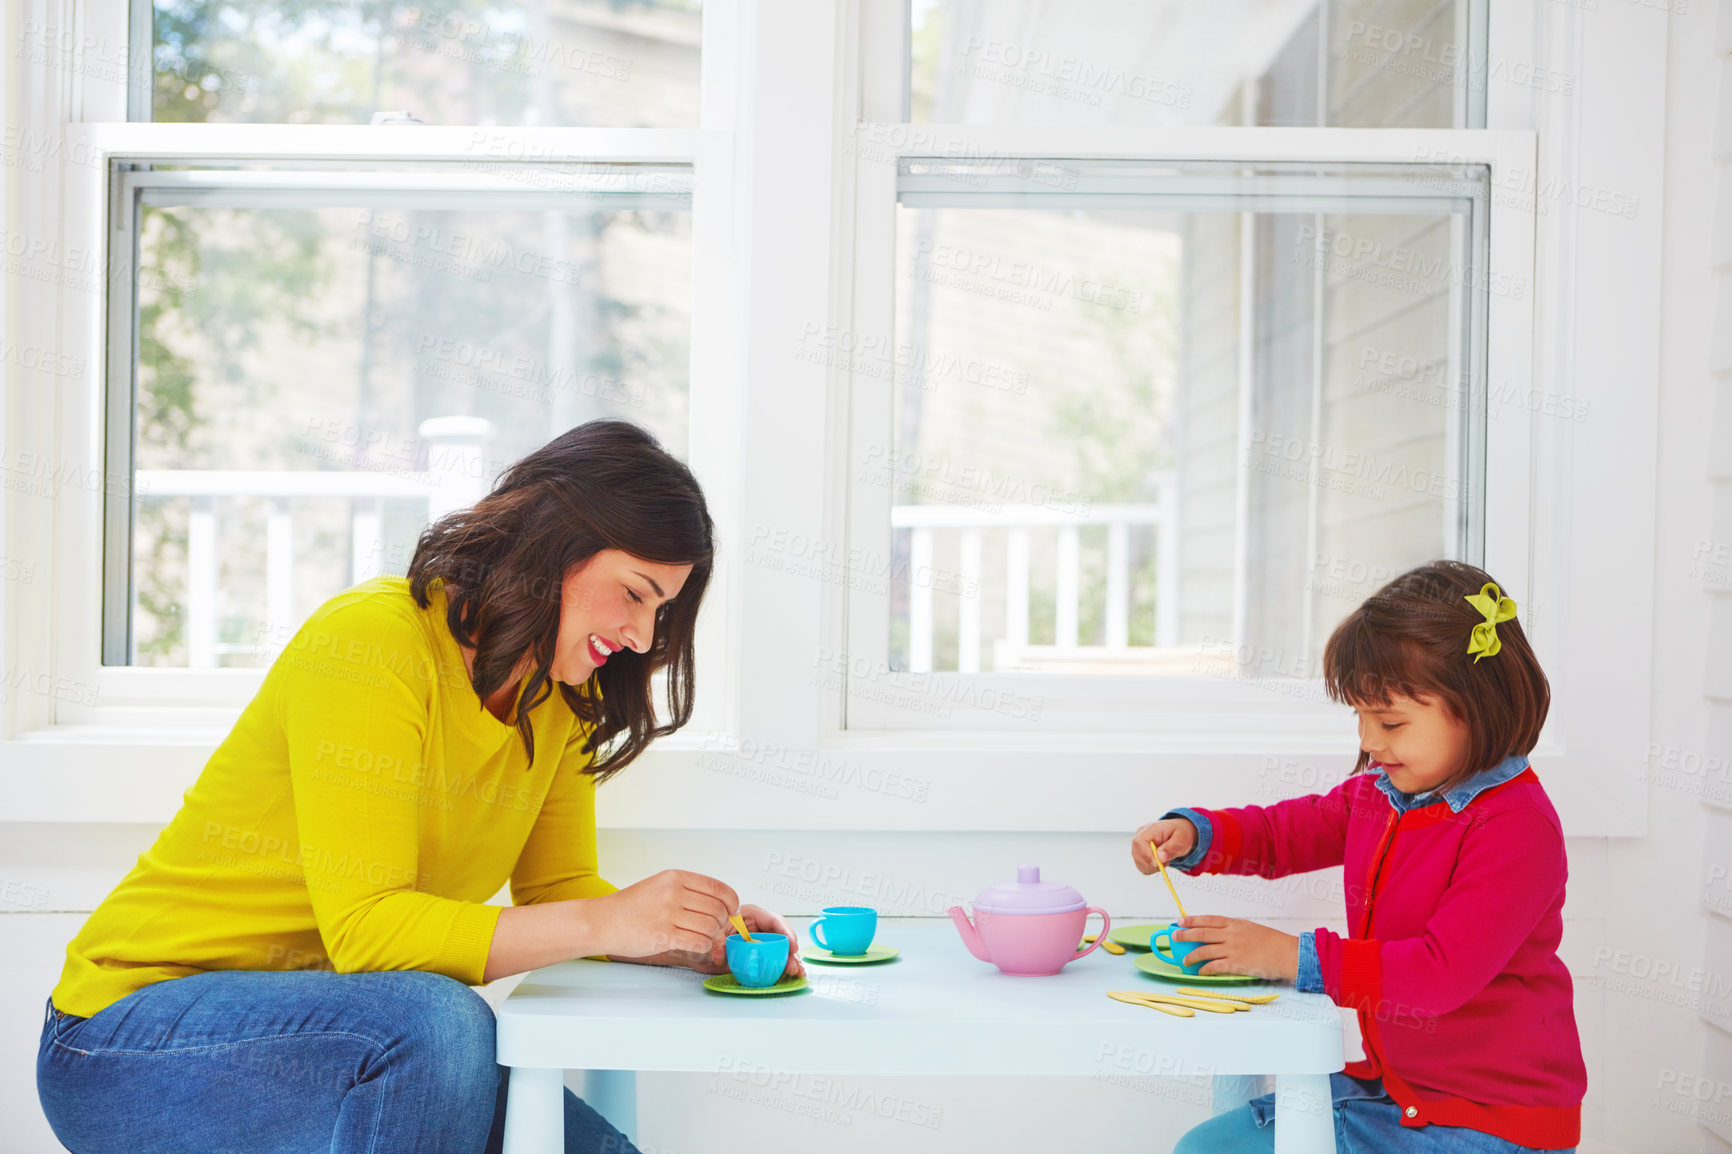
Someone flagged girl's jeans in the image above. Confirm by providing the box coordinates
[1172,1072,1577,1154]
[36,969,639,1154]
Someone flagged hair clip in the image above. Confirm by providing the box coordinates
[1463,582,1518,662]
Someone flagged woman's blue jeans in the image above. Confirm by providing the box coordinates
[36,969,639,1154]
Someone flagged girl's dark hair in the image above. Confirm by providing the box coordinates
[1322,560,1549,788]
[407,420,713,781]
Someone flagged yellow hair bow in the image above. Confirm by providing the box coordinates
[1463,582,1518,662]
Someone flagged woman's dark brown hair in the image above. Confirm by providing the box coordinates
[407,420,713,781]
[1323,559,1549,788]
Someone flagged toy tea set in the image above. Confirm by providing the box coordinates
[948,865,1111,975]
[705,858,1281,1017]
[702,906,900,995]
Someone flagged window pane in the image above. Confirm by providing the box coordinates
[144,0,700,126]
[885,173,1486,677]
[911,0,1481,128]
[120,180,691,667]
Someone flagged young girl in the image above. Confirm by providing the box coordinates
[1137,560,1585,1153]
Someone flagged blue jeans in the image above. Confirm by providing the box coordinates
[1171,1073,1576,1154]
[36,969,639,1154]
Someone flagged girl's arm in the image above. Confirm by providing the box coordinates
[1313,806,1566,1019]
[1150,779,1362,880]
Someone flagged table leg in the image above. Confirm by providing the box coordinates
[502,1066,565,1154]
[584,1069,639,1143]
[1272,1073,1336,1154]
[1210,1073,1264,1115]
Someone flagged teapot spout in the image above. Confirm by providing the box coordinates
[948,906,992,963]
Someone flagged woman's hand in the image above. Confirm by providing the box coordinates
[595,877,805,982]
[1131,818,1196,874]
[589,869,739,962]
[618,904,805,979]
[1172,916,1299,982]
[700,905,806,980]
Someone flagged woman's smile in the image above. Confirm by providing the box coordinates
[585,634,619,667]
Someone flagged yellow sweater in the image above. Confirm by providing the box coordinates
[52,576,616,1019]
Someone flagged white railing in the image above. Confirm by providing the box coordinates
[135,436,1179,673]
[891,474,1180,674]
[135,416,491,667]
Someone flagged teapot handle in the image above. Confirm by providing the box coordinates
[1070,908,1112,961]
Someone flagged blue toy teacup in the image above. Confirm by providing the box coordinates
[1150,923,1206,975]
[809,906,877,956]
[725,932,790,988]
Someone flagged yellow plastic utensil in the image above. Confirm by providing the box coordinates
[1175,986,1280,1004]
[1165,992,1255,1011]
[1154,994,1244,1013]
[1150,839,1189,918]
[1110,990,1238,1015]
[1130,992,1243,1014]
[1083,934,1127,955]
[1107,990,1194,1017]
[729,915,754,942]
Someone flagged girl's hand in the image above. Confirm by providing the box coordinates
[1173,916,1300,982]
[591,869,738,961]
[1131,818,1196,874]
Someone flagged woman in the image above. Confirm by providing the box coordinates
[37,420,799,1153]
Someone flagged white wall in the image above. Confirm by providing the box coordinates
[2,4,1727,1154]
[1691,3,1732,1152]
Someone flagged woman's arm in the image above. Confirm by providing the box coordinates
[281,604,504,980]
[483,901,596,984]
[481,870,740,983]
[499,733,801,982]
[509,733,617,906]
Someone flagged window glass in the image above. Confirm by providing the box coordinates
[910,0,1481,129]
[120,181,691,666]
[143,0,701,126]
[884,166,1487,678]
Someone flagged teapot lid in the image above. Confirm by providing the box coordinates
[972,865,1085,914]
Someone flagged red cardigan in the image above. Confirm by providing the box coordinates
[1184,768,1586,1148]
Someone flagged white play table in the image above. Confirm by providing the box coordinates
[497,920,1343,1153]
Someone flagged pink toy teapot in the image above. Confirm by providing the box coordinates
[948,865,1111,976]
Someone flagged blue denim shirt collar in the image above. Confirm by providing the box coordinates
[1371,752,1531,814]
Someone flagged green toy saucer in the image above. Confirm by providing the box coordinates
[702,974,810,996]
[1107,924,1166,951]
[800,945,900,965]
[1133,952,1266,986]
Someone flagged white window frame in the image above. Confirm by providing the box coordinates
[2,0,747,804]
[770,0,1655,840]
[68,130,733,730]
[841,152,1501,734]
[98,160,699,673]
[0,0,1665,841]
